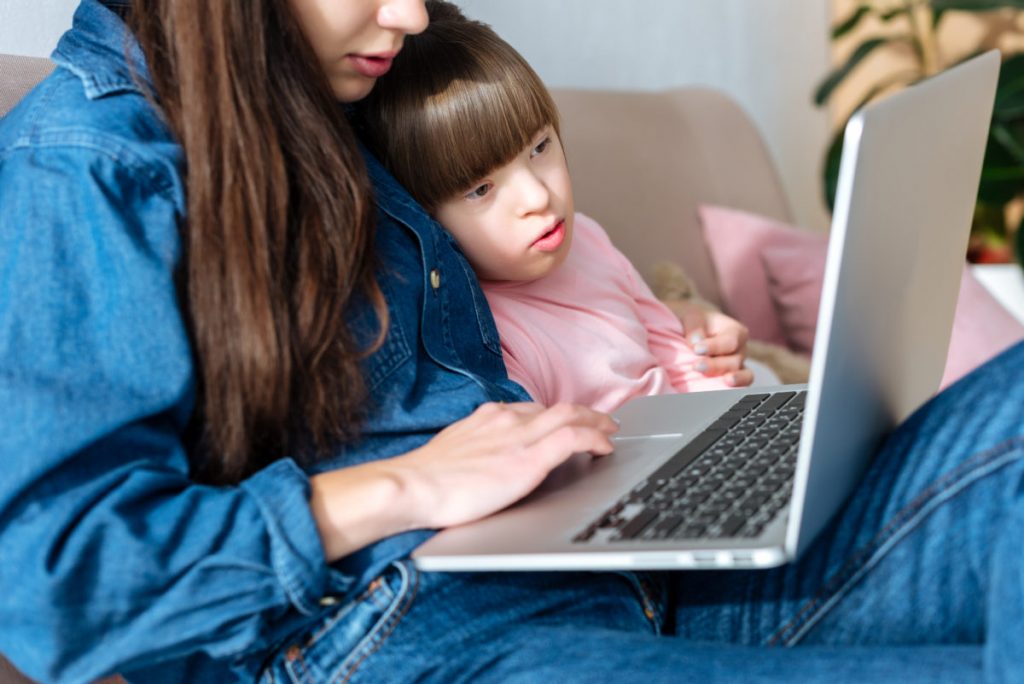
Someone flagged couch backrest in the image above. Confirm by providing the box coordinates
[0,53,54,118]
[1,55,793,308]
[551,87,793,308]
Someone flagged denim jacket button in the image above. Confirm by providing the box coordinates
[319,595,339,606]
[429,268,441,290]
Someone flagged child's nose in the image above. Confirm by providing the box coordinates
[516,170,551,215]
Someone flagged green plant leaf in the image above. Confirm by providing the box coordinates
[832,5,875,40]
[822,128,845,212]
[930,0,1024,10]
[814,37,892,106]
[978,133,1024,204]
[993,54,1024,119]
[1016,210,1024,265]
[991,122,1024,164]
[879,7,909,21]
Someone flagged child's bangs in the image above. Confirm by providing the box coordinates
[418,65,559,208]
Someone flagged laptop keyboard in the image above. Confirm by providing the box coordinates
[573,390,806,544]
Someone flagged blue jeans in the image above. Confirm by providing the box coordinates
[260,342,1024,683]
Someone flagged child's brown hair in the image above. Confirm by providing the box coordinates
[357,0,561,213]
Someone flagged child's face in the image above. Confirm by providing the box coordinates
[435,127,575,282]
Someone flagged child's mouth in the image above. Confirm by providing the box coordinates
[532,220,566,252]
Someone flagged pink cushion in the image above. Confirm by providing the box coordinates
[698,204,823,347]
[941,266,1024,388]
[760,239,828,356]
[754,219,1024,390]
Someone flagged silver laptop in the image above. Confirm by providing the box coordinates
[413,50,1000,571]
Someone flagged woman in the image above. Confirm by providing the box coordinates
[0,0,1020,682]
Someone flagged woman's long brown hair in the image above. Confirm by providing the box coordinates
[130,0,387,483]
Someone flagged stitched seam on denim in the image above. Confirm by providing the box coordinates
[304,579,388,649]
[284,647,313,684]
[767,437,1024,646]
[1,135,176,201]
[0,134,177,201]
[334,561,421,684]
[452,253,502,356]
[363,275,412,392]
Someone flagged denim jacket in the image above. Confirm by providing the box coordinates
[0,2,526,682]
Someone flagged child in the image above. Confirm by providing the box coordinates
[356,0,736,413]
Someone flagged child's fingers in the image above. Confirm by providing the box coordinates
[699,329,743,357]
[695,353,745,376]
[724,368,755,387]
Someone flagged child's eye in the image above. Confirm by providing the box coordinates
[465,183,492,200]
[531,136,551,157]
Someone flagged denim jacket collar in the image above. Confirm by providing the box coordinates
[52,0,151,101]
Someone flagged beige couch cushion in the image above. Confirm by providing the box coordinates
[552,87,793,309]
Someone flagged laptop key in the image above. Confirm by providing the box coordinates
[644,429,725,483]
[717,514,746,537]
[649,514,685,539]
[616,508,659,539]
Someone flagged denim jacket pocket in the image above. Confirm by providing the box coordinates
[358,275,413,393]
[264,561,419,684]
[449,248,502,358]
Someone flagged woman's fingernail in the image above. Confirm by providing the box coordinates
[696,361,709,373]
[690,332,705,344]
[725,374,737,386]
[694,343,708,355]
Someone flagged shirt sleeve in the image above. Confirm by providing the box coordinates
[598,228,731,394]
[0,144,340,683]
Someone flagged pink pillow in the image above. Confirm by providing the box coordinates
[760,239,828,356]
[758,228,1024,389]
[941,267,1024,388]
[698,204,823,347]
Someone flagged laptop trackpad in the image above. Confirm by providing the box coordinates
[611,387,757,439]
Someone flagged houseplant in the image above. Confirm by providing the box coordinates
[815,0,1024,265]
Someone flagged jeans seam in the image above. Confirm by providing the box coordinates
[284,646,313,684]
[333,561,421,684]
[767,437,1024,646]
[305,578,390,649]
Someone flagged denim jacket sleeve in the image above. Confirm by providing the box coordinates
[0,114,335,684]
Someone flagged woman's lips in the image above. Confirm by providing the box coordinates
[532,220,566,252]
[348,54,395,79]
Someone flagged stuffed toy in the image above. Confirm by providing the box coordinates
[652,262,811,385]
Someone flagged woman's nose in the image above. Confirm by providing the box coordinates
[378,0,429,36]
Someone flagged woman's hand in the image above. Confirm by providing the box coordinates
[662,298,753,387]
[309,402,617,561]
[391,402,618,529]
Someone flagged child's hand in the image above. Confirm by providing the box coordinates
[662,299,753,387]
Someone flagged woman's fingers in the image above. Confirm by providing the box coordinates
[393,401,620,530]
[519,402,617,444]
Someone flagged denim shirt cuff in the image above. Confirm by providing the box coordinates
[241,458,336,616]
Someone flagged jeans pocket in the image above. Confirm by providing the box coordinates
[266,561,418,684]
[611,570,668,634]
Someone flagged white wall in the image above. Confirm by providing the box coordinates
[0,0,75,58]
[0,0,834,230]
[457,0,833,231]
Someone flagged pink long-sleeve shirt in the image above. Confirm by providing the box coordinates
[481,213,730,413]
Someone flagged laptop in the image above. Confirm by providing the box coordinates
[413,50,1001,571]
